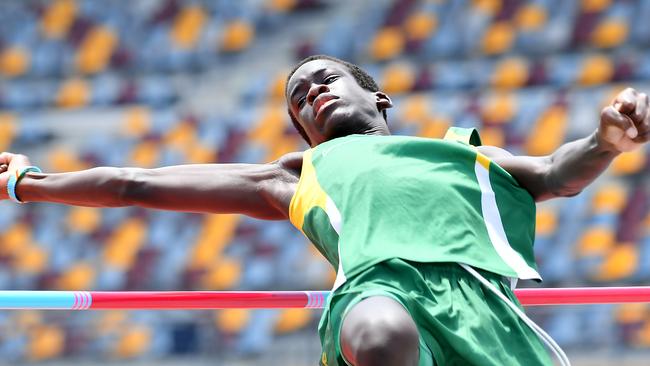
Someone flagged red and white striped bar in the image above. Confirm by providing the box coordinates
[1,287,650,310]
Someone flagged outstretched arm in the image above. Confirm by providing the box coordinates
[479,88,650,202]
[0,152,303,220]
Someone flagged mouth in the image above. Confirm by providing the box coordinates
[313,94,339,118]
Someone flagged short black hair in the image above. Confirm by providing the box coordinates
[285,54,387,145]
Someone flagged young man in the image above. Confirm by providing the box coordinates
[1,55,649,366]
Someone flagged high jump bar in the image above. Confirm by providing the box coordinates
[1,287,650,310]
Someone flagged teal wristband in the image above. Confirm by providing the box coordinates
[7,166,41,204]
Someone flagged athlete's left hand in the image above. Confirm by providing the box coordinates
[597,87,650,152]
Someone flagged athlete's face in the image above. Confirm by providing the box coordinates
[286,59,392,146]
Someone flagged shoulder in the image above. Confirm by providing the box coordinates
[476,145,513,159]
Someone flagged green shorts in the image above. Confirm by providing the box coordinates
[317,259,552,366]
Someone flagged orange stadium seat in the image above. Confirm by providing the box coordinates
[592,184,628,214]
[249,106,287,150]
[56,78,91,109]
[418,116,450,139]
[0,46,30,78]
[479,127,505,147]
[481,21,516,55]
[577,226,615,257]
[581,0,612,13]
[48,148,89,172]
[121,107,152,138]
[170,6,207,50]
[472,0,502,16]
[535,208,558,237]
[56,262,96,290]
[595,243,638,282]
[130,141,161,168]
[221,20,255,53]
[27,325,65,361]
[591,19,629,49]
[113,325,152,359]
[404,12,438,42]
[514,3,548,31]
[381,63,415,94]
[189,214,240,270]
[103,218,147,271]
[400,94,430,125]
[524,105,567,155]
[491,57,529,89]
[0,113,17,151]
[76,26,118,74]
[0,222,32,257]
[13,245,48,275]
[369,27,405,61]
[275,308,312,334]
[40,0,77,39]
[610,149,647,176]
[266,0,298,12]
[201,257,242,289]
[67,207,101,234]
[481,91,516,124]
[578,54,614,86]
[216,309,250,334]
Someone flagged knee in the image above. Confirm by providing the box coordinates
[341,298,420,366]
[355,317,419,364]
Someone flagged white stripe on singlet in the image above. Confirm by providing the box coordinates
[459,263,571,366]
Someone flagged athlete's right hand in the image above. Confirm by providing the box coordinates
[0,152,33,200]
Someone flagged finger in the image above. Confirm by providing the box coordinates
[631,92,648,126]
[602,105,636,139]
[0,152,13,165]
[614,88,638,115]
[634,93,650,138]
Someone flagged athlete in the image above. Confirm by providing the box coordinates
[1,55,649,366]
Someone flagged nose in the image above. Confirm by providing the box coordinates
[307,84,329,106]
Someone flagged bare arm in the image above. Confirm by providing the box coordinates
[479,88,650,202]
[0,152,303,220]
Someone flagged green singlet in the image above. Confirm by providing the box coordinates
[289,128,552,366]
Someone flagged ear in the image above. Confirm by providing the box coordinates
[375,91,393,112]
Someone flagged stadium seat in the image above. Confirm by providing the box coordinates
[170,6,207,50]
[381,62,416,94]
[524,105,567,155]
[40,0,77,39]
[188,215,240,270]
[76,26,118,74]
[481,21,516,55]
[221,20,255,52]
[216,309,250,334]
[578,54,614,86]
[103,218,147,271]
[0,46,30,78]
[56,79,91,109]
[369,27,405,61]
[0,113,17,151]
[201,257,242,290]
[113,325,152,358]
[26,325,65,361]
[56,262,96,290]
[491,57,529,89]
[274,309,312,334]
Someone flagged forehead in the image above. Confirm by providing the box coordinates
[287,59,351,91]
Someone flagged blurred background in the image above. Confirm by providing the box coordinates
[0,0,649,364]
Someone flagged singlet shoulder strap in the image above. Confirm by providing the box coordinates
[443,127,482,147]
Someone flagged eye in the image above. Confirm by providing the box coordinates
[324,75,339,84]
[297,96,306,107]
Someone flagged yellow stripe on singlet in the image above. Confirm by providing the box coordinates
[289,149,329,233]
